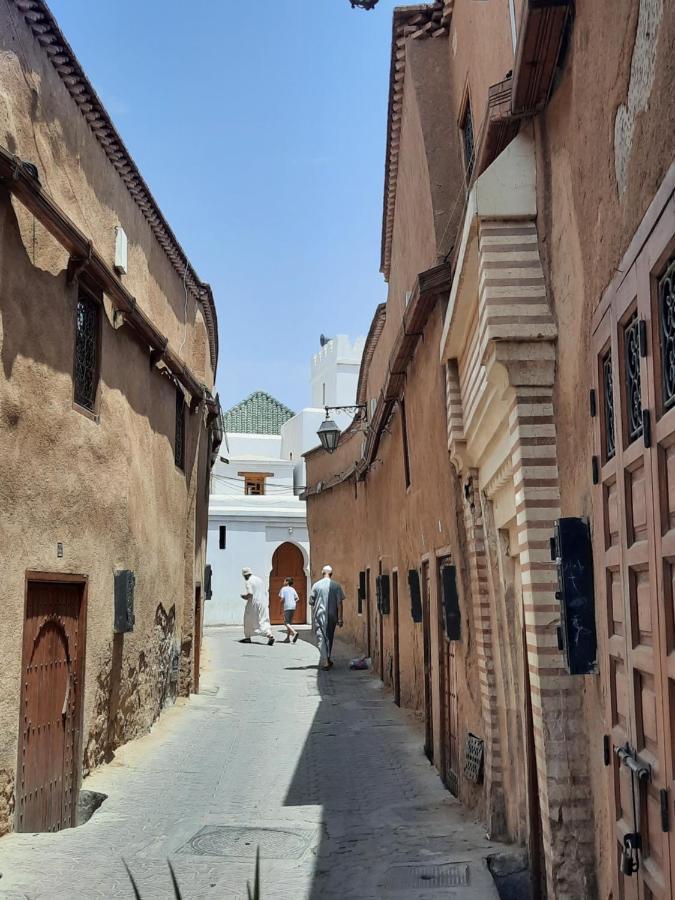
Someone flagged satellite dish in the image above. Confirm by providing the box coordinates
[320,334,332,347]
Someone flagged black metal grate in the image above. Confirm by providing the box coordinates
[624,313,643,442]
[659,257,675,410]
[175,388,185,470]
[382,862,470,889]
[74,294,99,410]
[463,100,474,181]
[602,350,615,459]
[464,732,484,783]
[178,825,312,859]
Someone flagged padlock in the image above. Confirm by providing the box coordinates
[620,841,635,876]
[621,833,641,876]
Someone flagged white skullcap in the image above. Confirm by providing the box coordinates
[322,565,333,575]
[242,567,252,576]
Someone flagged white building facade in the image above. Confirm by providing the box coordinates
[206,336,365,625]
[206,395,310,626]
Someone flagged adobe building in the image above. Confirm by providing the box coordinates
[0,0,220,834]
[305,2,675,897]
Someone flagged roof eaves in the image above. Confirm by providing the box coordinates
[11,0,219,373]
[380,2,452,281]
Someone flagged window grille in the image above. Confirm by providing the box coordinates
[602,350,615,459]
[74,294,100,411]
[175,388,185,470]
[244,475,265,495]
[623,313,642,442]
[659,256,675,410]
[462,100,474,182]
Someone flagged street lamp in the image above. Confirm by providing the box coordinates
[316,405,367,453]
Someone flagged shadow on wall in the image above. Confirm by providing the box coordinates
[84,603,177,771]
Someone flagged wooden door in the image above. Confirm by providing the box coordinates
[366,567,372,658]
[392,571,401,705]
[437,557,458,795]
[377,563,384,681]
[593,204,675,898]
[269,543,306,625]
[421,560,434,763]
[17,576,86,833]
[193,585,202,694]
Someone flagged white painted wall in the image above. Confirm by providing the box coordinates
[206,440,309,625]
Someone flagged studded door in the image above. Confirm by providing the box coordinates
[593,201,675,898]
[17,577,86,833]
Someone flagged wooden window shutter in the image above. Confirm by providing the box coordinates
[441,564,461,640]
[408,569,422,623]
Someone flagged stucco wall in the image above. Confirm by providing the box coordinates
[0,0,214,834]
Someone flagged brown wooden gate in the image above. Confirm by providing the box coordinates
[593,196,675,898]
[193,584,202,694]
[392,570,401,706]
[437,556,458,794]
[17,574,86,833]
[269,543,306,625]
[421,560,434,763]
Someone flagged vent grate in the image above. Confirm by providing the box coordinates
[382,862,470,889]
[464,732,484,783]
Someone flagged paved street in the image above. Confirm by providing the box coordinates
[0,627,501,899]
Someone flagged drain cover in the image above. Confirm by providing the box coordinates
[383,863,471,890]
[178,825,312,859]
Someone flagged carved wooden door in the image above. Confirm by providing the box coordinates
[17,577,86,833]
[436,557,458,795]
[593,199,675,898]
[421,560,434,763]
[269,543,306,625]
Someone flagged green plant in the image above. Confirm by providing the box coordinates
[123,849,261,898]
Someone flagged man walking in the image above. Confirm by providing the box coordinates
[279,577,299,643]
[309,565,344,669]
[240,567,275,645]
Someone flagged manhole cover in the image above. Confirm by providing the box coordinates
[383,863,470,890]
[177,825,313,859]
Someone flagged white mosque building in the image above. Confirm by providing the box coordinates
[206,335,365,627]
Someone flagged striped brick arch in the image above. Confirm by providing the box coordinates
[445,214,594,896]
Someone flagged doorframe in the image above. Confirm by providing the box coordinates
[18,571,88,831]
[392,568,401,706]
[420,556,434,763]
[193,582,202,694]
[377,558,385,682]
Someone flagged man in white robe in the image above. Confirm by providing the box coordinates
[309,565,344,669]
[240,567,275,645]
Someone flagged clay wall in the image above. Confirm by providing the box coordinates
[0,0,214,833]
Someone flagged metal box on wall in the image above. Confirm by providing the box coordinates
[114,569,135,633]
[551,517,597,675]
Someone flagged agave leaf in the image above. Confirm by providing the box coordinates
[247,846,261,900]
[167,859,183,899]
[122,860,143,900]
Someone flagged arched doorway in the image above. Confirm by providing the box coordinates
[269,543,307,625]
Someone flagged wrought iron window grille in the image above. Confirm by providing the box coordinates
[624,313,643,442]
[462,101,475,183]
[175,388,185,470]
[464,732,484,784]
[74,293,100,411]
[659,256,675,410]
[602,350,616,460]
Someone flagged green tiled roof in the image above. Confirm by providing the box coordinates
[222,391,295,435]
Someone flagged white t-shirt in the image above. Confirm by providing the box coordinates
[279,585,299,611]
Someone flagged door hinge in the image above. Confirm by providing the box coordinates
[592,456,599,485]
[643,409,651,448]
[639,320,648,357]
[589,389,597,417]
[661,788,669,832]
[603,734,610,766]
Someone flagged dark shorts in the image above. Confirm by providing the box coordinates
[284,608,295,625]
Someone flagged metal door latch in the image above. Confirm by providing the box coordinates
[615,743,651,877]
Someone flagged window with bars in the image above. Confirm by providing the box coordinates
[73,293,100,411]
[602,350,616,460]
[659,256,675,411]
[623,313,643,442]
[175,388,185,470]
[242,473,266,495]
[461,98,475,182]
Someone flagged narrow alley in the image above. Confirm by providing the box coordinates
[0,628,502,900]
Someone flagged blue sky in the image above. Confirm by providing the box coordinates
[49,0,401,413]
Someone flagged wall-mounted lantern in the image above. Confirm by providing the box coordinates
[316,405,367,453]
